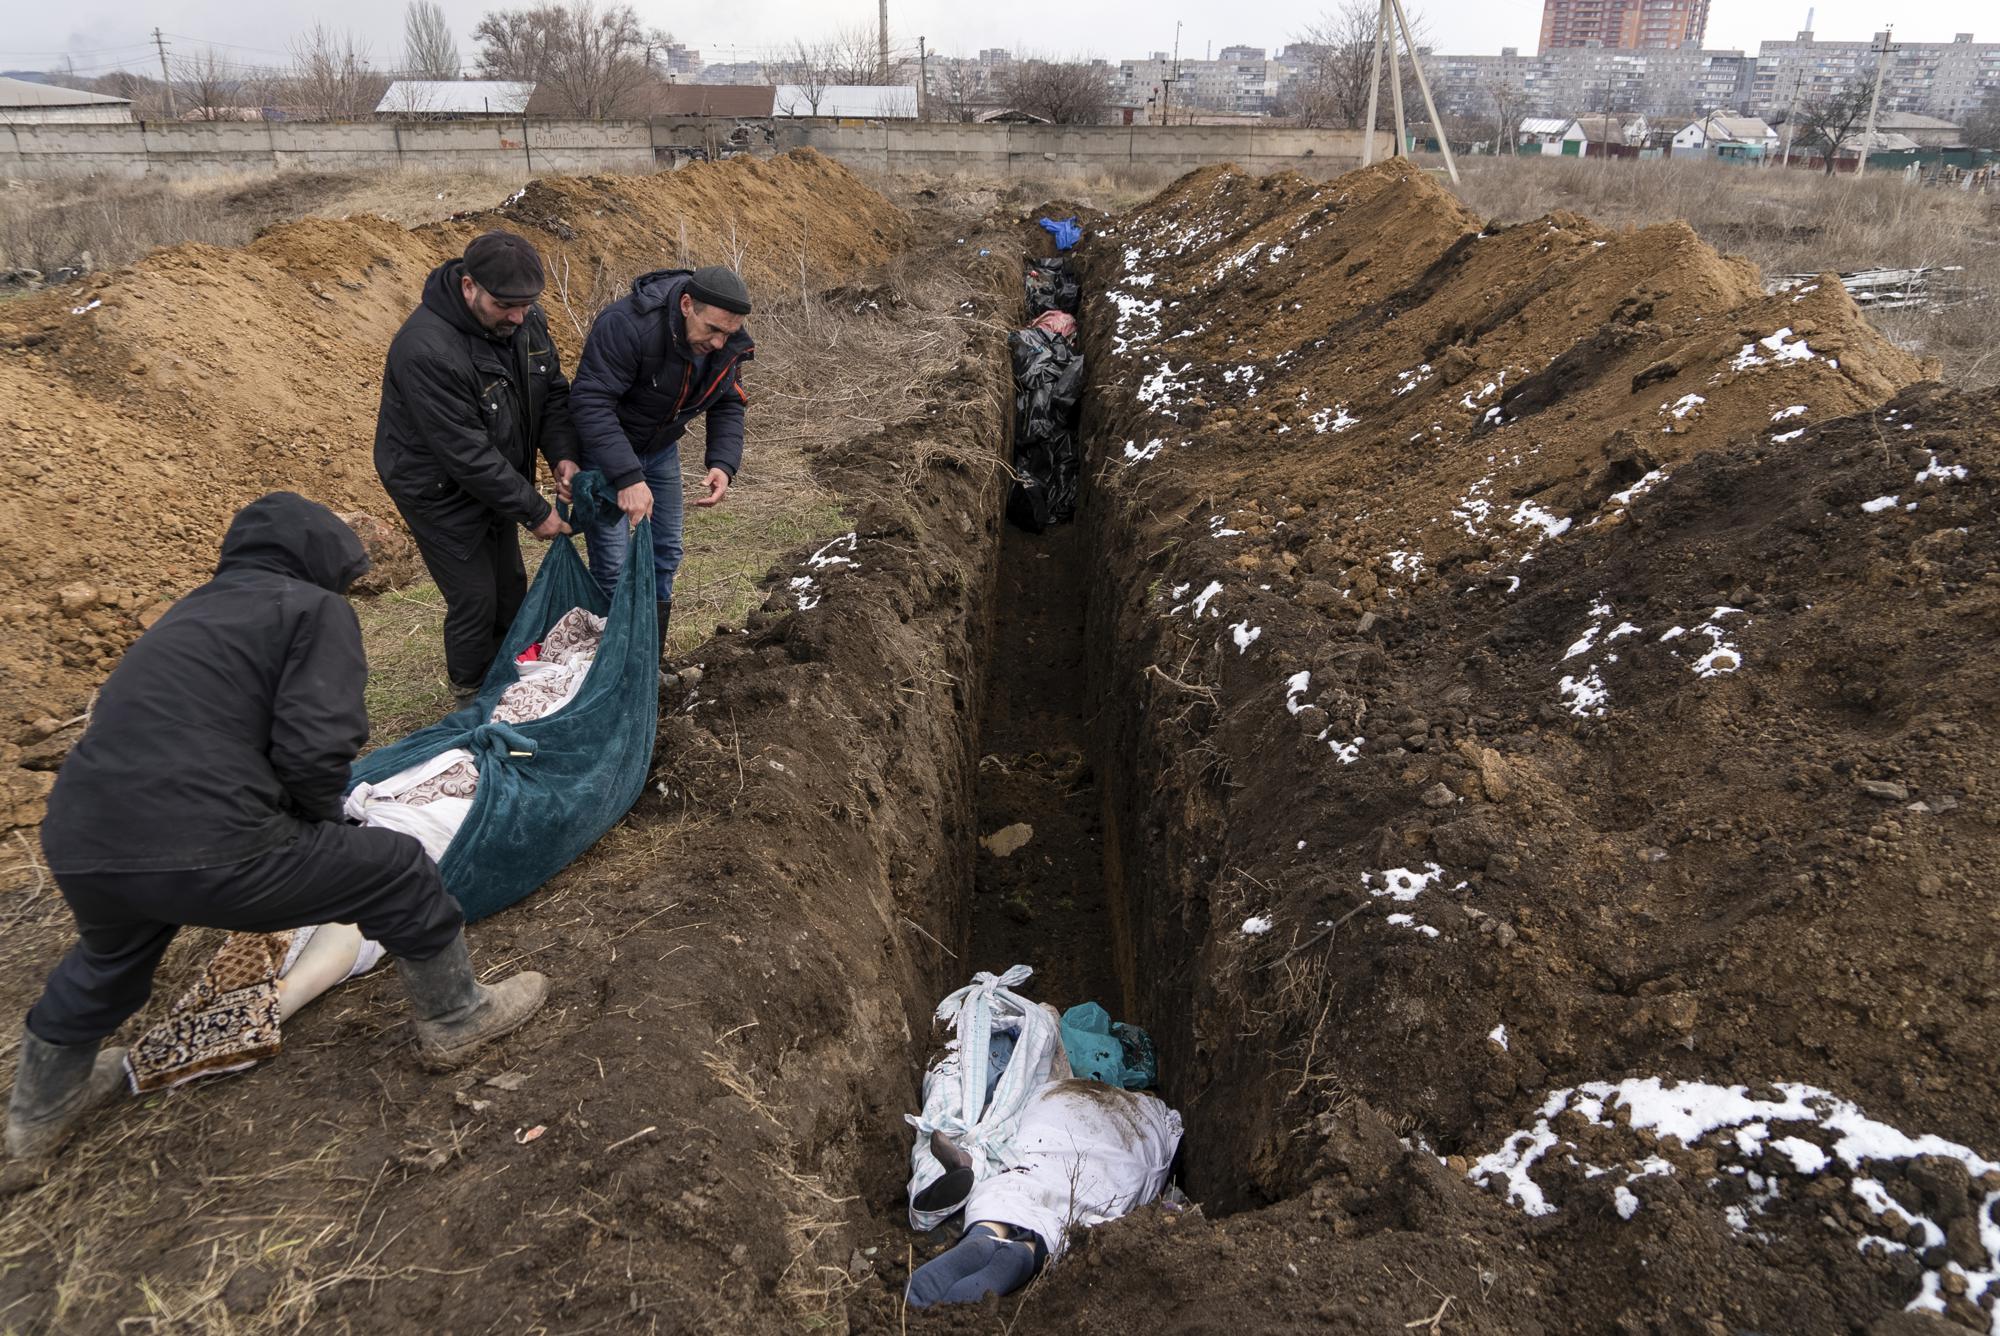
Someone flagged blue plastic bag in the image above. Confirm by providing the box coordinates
[1037,216,1082,250]
[1060,1002,1159,1089]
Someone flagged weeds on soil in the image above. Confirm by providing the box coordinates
[1446,155,2000,386]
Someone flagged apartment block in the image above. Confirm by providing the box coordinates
[1539,0,1710,54]
[1751,30,2000,120]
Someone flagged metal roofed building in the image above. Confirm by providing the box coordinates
[0,75,133,124]
[772,84,919,118]
[375,81,534,119]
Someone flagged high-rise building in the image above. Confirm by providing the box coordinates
[1539,0,1711,54]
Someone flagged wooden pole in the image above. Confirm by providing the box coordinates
[1391,0,1460,183]
[1855,27,1891,178]
[1361,0,1386,165]
[1387,0,1407,158]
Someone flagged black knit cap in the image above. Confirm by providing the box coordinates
[463,230,545,302]
[687,265,751,316]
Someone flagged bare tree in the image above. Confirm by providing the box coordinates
[173,46,238,121]
[1482,71,1523,154]
[1276,0,1429,131]
[91,70,170,120]
[404,1,463,80]
[790,38,835,114]
[288,26,387,120]
[1796,75,1878,175]
[1961,92,2000,151]
[473,2,667,117]
[1002,56,1112,125]
[928,58,980,122]
[821,23,888,85]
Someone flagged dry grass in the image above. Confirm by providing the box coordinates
[0,169,521,280]
[1444,155,2000,386]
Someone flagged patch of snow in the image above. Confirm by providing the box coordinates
[1915,456,1967,484]
[1122,438,1165,466]
[1311,404,1359,433]
[1773,429,1806,443]
[1240,915,1273,936]
[1772,404,1808,421]
[1613,1186,1641,1220]
[1861,495,1900,513]
[1190,581,1225,619]
[1490,1024,1509,1051]
[1608,470,1667,507]
[1230,621,1261,654]
[1509,501,1572,541]
[1557,668,1608,717]
[1729,327,1820,373]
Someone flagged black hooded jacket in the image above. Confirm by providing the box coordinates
[40,494,374,875]
[374,259,579,559]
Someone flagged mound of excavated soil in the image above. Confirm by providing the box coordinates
[1074,160,1997,1332]
[0,150,910,831]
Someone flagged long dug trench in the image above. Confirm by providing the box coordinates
[1,157,1995,1333]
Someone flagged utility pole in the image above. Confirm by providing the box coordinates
[878,0,890,83]
[1169,21,1182,126]
[1362,0,1386,165]
[1387,0,1407,158]
[1855,26,1892,178]
[918,36,928,121]
[1391,0,1459,182]
[1779,68,1803,168]
[152,28,177,120]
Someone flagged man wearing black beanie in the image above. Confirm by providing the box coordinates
[569,263,754,668]
[375,230,582,698]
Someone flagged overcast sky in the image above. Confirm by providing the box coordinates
[5,0,1990,78]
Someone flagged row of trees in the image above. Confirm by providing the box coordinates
[65,1,674,121]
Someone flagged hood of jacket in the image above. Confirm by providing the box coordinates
[421,258,512,343]
[216,492,371,594]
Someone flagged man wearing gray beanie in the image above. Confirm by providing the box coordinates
[569,264,754,668]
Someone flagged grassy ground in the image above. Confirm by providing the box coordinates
[0,169,522,281]
[355,484,849,746]
[1443,154,2000,386]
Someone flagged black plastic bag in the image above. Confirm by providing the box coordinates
[1024,256,1081,317]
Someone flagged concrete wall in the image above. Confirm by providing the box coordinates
[0,119,660,179]
[0,116,1390,182]
[775,120,1391,179]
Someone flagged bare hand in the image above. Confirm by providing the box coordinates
[530,509,571,540]
[617,481,654,525]
[554,459,579,504]
[693,467,731,509]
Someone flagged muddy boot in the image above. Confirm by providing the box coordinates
[5,1027,128,1161]
[394,932,547,1069]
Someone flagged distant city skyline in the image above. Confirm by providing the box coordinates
[2,0,1993,79]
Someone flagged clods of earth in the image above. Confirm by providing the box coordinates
[0,152,1991,1334]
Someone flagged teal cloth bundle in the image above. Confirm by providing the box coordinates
[347,471,658,920]
[1060,1002,1159,1090]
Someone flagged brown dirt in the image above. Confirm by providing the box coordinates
[2,152,1995,1336]
[1064,159,1998,1332]
[0,150,911,832]
[0,167,1015,1333]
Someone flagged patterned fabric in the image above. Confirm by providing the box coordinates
[126,931,293,1093]
[396,759,480,807]
[539,608,606,666]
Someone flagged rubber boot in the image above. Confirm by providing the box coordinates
[5,1027,128,1161]
[394,932,547,1069]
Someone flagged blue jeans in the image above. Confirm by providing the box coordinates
[582,445,684,603]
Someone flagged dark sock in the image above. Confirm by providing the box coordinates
[905,1225,1039,1309]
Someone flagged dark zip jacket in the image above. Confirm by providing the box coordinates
[570,269,754,488]
[374,259,579,560]
[40,494,373,874]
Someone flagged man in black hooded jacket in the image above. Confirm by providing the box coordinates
[6,494,547,1163]
[375,230,580,697]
